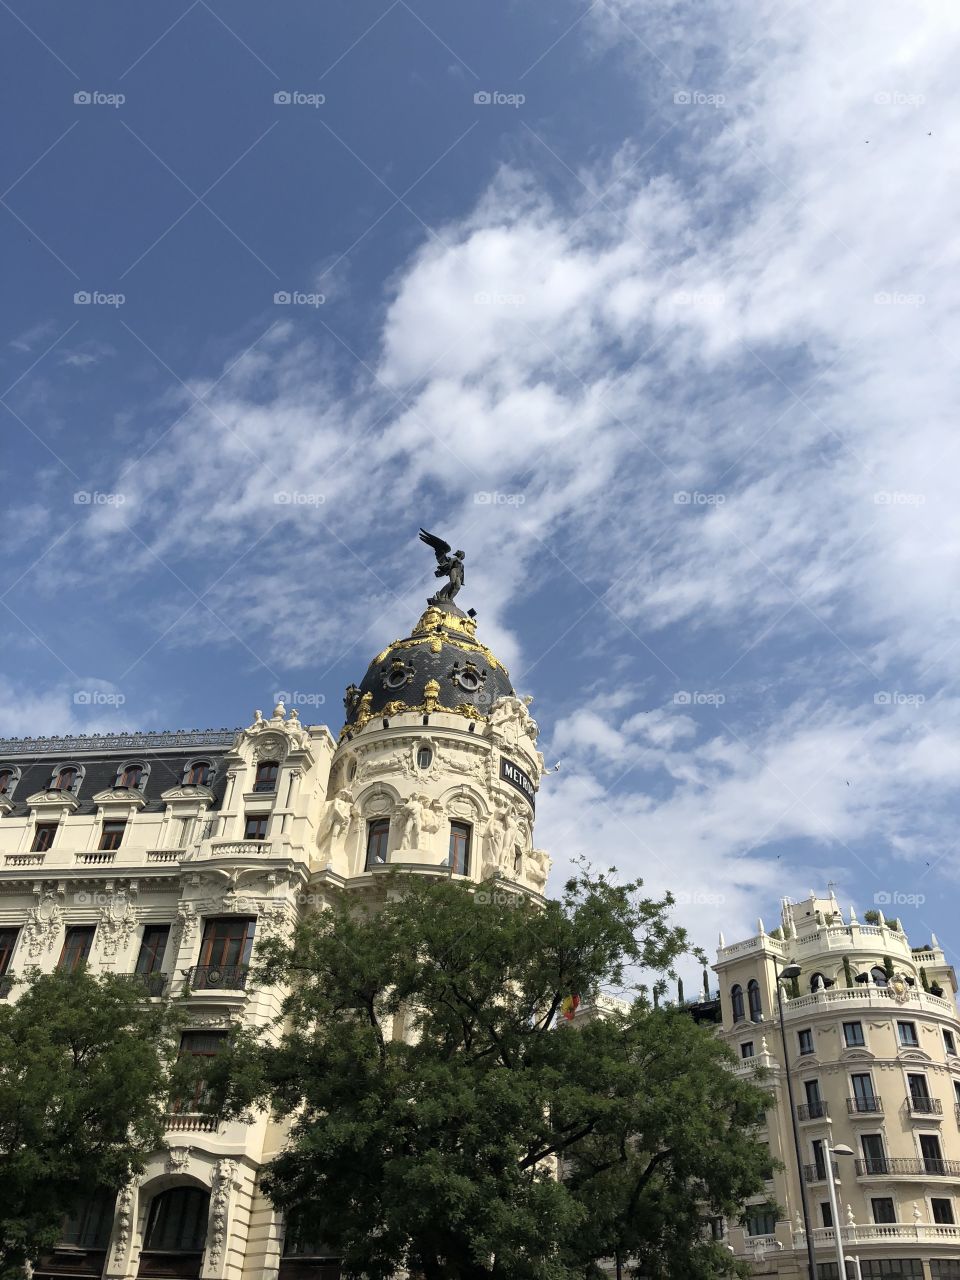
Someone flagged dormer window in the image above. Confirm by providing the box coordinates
[0,769,12,795]
[118,763,144,790]
[185,760,211,787]
[254,761,279,793]
[53,767,77,792]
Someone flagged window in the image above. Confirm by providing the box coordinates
[871,965,889,987]
[0,769,13,795]
[897,1020,919,1047]
[117,763,143,789]
[740,1041,754,1059]
[747,978,763,1022]
[53,766,77,791]
[931,1262,960,1280]
[812,1138,828,1180]
[709,1217,725,1241]
[932,1199,955,1225]
[99,820,126,851]
[416,746,432,770]
[282,1206,341,1260]
[861,1133,888,1175]
[851,1073,878,1112]
[730,984,745,1023]
[804,1079,826,1118]
[185,760,211,786]
[59,1187,116,1249]
[907,1073,932,1108]
[0,928,19,976]
[798,1028,814,1055]
[820,1201,833,1229]
[860,1263,923,1279]
[954,1080,960,1111]
[843,1020,865,1047]
[199,917,255,969]
[58,926,95,973]
[176,1030,227,1111]
[872,1197,896,1224]
[448,822,471,875]
[254,760,279,792]
[366,818,390,868]
[144,1187,210,1252]
[921,1133,945,1175]
[32,822,58,852]
[136,924,170,974]
[944,1030,957,1056]
[244,813,268,841]
[744,1209,777,1236]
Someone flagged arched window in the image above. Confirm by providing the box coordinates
[731,984,745,1022]
[747,979,763,1022]
[254,760,280,793]
[871,965,889,987]
[143,1187,210,1253]
[448,822,471,876]
[0,769,13,796]
[184,759,212,787]
[117,762,144,789]
[416,746,433,770]
[365,819,390,868]
[52,766,78,792]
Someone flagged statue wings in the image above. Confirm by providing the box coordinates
[419,528,451,562]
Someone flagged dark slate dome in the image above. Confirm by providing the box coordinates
[341,600,514,738]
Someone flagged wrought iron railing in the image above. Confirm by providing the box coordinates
[797,1100,829,1120]
[855,1156,960,1177]
[848,1095,882,1114]
[907,1094,942,1114]
[187,964,249,991]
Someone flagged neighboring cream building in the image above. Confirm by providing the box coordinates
[716,892,960,1280]
[0,595,550,1280]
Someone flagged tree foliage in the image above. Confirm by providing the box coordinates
[215,871,773,1280]
[0,969,185,1278]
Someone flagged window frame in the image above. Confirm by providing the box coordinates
[136,924,171,974]
[183,758,213,787]
[871,1196,896,1225]
[731,984,745,1023]
[253,760,280,793]
[0,927,19,976]
[747,978,763,1022]
[365,818,390,868]
[843,1020,865,1048]
[32,821,59,852]
[244,813,269,841]
[740,1041,755,1059]
[99,819,127,851]
[143,1186,211,1253]
[798,1027,814,1055]
[897,1020,919,1047]
[448,821,471,875]
[58,925,96,973]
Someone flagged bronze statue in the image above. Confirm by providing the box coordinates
[419,528,465,603]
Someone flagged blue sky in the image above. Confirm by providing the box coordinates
[3,0,960,967]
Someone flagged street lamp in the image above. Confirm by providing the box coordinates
[845,1255,864,1280]
[773,960,818,1280]
[823,1139,856,1279]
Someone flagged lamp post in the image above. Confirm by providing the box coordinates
[773,959,818,1280]
[823,1139,856,1280]
[845,1255,864,1280]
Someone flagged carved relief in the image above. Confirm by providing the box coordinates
[208,1159,239,1266]
[166,1146,193,1174]
[24,887,63,957]
[397,794,444,850]
[111,1183,136,1264]
[172,901,199,957]
[321,789,357,851]
[96,887,138,958]
[526,849,551,892]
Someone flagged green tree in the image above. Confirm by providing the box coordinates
[0,969,185,1278]
[215,871,772,1280]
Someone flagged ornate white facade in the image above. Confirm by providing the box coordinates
[0,600,550,1280]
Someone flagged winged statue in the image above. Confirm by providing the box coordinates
[419,528,465,603]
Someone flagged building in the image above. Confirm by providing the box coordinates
[0,589,550,1280]
[716,891,960,1280]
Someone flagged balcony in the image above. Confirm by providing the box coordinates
[855,1156,960,1178]
[797,1101,829,1121]
[186,964,249,992]
[848,1096,883,1115]
[803,1161,839,1183]
[795,1223,960,1247]
[124,971,168,997]
[75,851,116,865]
[146,849,184,863]
[164,1112,219,1133]
[207,839,273,859]
[907,1094,943,1115]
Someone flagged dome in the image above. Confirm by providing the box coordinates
[341,600,514,739]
